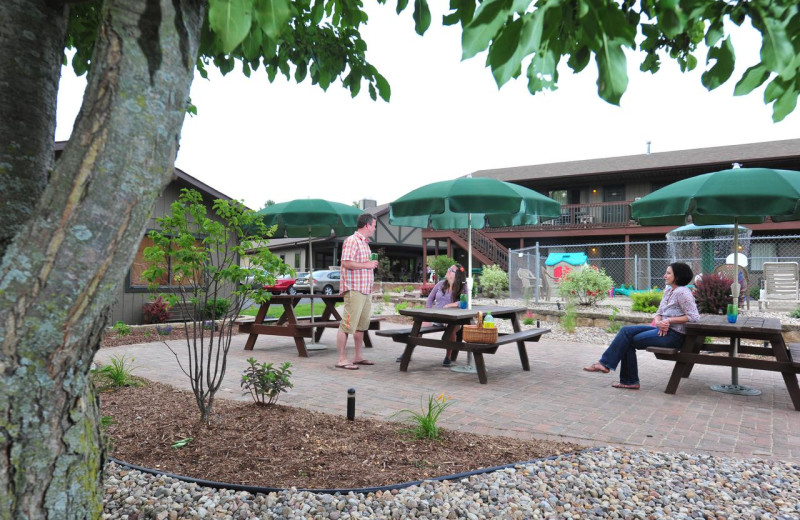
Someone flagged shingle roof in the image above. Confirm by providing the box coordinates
[472,138,800,182]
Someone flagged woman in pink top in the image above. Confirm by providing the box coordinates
[583,262,700,389]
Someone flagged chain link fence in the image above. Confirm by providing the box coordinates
[509,234,800,303]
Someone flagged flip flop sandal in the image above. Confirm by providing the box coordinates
[335,363,359,370]
[352,359,374,365]
[612,382,640,390]
[583,362,610,373]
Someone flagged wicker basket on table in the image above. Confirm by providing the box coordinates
[462,311,498,344]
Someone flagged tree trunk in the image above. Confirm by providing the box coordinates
[0,0,204,517]
[0,0,67,257]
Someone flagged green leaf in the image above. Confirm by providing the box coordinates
[701,37,734,91]
[526,48,558,94]
[734,65,770,96]
[488,18,523,86]
[253,0,292,40]
[412,0,432,35]
[772,87,798,123]
[209,0,254,54]
[462,0,512,60]
[171,437,194,449]
[396,0,409,15]
[375,72,391,102]
[567,46,590,73]
[595,41,627,105]
[759,14,794,77]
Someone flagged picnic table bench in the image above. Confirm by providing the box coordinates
[238,294,382,356]
[646,315,800,410]
[394,306,550,384]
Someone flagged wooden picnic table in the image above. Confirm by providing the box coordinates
[647,315,800,410]
[238,294,380,357]
[387,305,549,384]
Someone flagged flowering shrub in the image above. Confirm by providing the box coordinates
[522,311,535,325]
[420,283,435,297]
[142,297,171,324]
[558,266,614,306]
[695,273,732,314]
[156,324,173,336]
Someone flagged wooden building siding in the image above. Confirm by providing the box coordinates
[109,174,239,325]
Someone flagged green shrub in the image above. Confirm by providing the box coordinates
[558,266,614,306]
[630,291,662,313]
[382,292,391,303]
[204,298,230,319]
[405,285,414,292]
[427,255,456,280]
[749,285,760,301]
[695,273,732,314]
[790,307,800,319]
[112,321,131,338]
[92,355,140,389]
[479,265,509,298]
[391,286,403,293]
[395,301,408,312]
[240,358,293,406]
[562,304,577,333]
[522,311,535,326]
[606,307,622,333]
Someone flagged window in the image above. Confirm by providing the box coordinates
[751,243,777,271]
[548,190,568,204]
[294,253,301,268]
[128,234,203,289]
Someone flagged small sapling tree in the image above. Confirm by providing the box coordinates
[143,188,285,422]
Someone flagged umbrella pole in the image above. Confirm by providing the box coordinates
[710,218,760,397]
[452,214,477,374]
[306,236,327,351]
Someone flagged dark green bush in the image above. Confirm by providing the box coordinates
[630,290,662,313]
[204,297,230,319]
[695,274,731,314]
[749,285,760,301]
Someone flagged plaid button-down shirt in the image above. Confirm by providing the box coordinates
[340,231,373,294]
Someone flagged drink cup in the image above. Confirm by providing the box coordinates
[726,303,738,323]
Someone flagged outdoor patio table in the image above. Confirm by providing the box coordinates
[646,315,800,410]
[239,294,378,357]
[395,305,549,384]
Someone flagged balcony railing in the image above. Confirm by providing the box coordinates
[487,201,636,232]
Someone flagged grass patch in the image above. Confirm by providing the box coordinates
[241,302,341,318]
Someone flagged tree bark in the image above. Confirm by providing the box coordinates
[0,0,67,258]
[0,0,204,517]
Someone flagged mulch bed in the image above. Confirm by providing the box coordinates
[100,381,583,490]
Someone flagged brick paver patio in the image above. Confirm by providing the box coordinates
[95,322,800,462]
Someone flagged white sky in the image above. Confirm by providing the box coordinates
[55,4,798,209]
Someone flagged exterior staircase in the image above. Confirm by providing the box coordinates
[452,229,509,270]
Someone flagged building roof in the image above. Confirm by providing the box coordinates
[471,138,800,183]
[54,141,236,202]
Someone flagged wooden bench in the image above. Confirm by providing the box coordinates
[375,324,448,342]
[406,328,550,384]
[240,316,383,347]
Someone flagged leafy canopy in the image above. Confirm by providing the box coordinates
[66,0,799,119]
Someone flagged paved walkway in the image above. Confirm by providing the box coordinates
[95,323,800,462]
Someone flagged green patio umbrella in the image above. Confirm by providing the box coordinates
[390,176,562,308]
[631,166,800,395]
[258,199,363,348]
[390,176,560,373]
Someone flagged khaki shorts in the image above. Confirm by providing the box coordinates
[339,291,371,334]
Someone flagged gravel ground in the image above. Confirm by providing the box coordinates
[103,448,800,519]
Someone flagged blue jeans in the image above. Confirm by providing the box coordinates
[599,325,684,385]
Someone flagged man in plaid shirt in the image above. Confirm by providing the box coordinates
[336,213,378,370]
